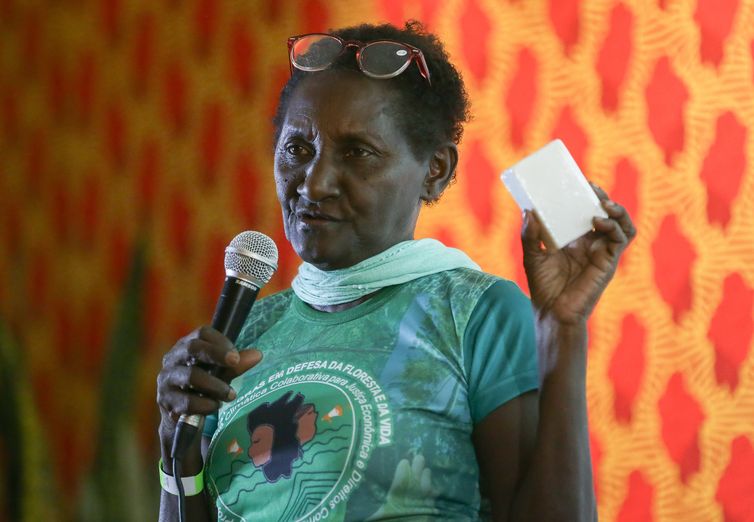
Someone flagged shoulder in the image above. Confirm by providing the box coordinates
[461,275,534,352]
[462,279,538,423]
[417,268,528,315]
[403,269,525,345]
[427,267,504,287]
[413,267,505,301]
[464,279,535,358]
[473,279,532,320]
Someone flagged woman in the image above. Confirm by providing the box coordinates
[157,21,635,521]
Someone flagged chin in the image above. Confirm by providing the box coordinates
[288,229,347,267]
[292,241,347,271]
[303,255,352,271]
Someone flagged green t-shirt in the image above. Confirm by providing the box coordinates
[204,269,538,521]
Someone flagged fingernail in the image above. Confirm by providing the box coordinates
[226,351,240,365]
[227,387,237,400]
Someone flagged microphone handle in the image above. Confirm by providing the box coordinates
[210,276,261,343]
[172,276,260,458]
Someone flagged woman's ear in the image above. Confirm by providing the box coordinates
[422,143,458,202]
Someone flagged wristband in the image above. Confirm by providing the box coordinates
[159,459,204,496]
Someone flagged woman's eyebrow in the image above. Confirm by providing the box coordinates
[282,130,307,139]
[336,130,386,148]
[280,129,315,144]
[281,116,316,140]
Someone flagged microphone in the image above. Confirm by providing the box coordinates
[171,230,278,461]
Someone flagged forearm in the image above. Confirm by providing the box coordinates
[509,317,596,522]
[159,489,214,522]
[158,424,214,522]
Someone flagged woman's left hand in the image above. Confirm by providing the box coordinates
[521,183,636,326]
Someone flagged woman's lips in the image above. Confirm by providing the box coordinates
[295,210,341,225]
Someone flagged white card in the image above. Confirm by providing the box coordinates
[501,139,607,249]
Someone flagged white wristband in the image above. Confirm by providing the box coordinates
[159,459,204,496]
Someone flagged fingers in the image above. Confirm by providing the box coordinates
[157,364,232,418]
[163,394,222,422]
[593,198,635,260]
[411,454,425,479]
[521,210,547,255]
[162,326,239,369]
[214,348,264,382]
[391,458,411,493]
[157,325,265,422]
[593,217,628,256]
[234,349,263,377]
[602,199,637,241]
[420,467,432,495]
[589,181,637,241]
[168,364,236,401]
[589,181,609,201]
[157,365,223,423]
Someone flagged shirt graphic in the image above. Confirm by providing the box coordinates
[208,359,394,521]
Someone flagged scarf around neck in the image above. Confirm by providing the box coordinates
[291,239,481,306]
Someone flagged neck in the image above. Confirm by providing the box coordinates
[306,291,378,313]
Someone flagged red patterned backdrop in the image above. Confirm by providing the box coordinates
[1,0,753,520]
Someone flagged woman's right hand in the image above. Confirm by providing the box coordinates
[156,325,263,435]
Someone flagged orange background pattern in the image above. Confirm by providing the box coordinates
[1,0,754,520]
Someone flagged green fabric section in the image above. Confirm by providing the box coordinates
[202,287,400,438]
[202,269,538,521]
[462,280,539,423]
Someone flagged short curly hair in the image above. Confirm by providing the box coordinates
[273,21,471,162]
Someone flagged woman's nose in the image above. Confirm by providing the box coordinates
[297,154,340,202]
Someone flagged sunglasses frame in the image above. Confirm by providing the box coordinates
[287,33,432,86]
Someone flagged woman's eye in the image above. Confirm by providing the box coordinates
[285,144,310,156]
[347,147,372,158]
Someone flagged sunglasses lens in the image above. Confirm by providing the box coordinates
[360,41,412,77]
[291,35,343,70]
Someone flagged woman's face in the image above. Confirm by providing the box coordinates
[274,71,430,270]
[296,404,317,444]
[248,425,274,467]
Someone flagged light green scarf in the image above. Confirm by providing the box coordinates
[291,239,481,306]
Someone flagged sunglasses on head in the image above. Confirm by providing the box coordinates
[287,33,432,85]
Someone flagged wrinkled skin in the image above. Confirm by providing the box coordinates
[274,70,455,270]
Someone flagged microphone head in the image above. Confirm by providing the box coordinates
[224,231,278,287]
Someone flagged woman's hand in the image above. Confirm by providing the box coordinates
[521,183,636,327]
[508,185,633,521]
[156,326,262,434]
[157,327,259,522]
